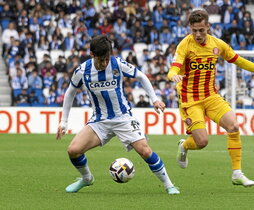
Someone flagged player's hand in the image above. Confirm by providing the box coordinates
[56,120,68,140]
[172,75,186,83]
[153,100,165,114]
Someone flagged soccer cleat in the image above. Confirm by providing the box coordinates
[166,186,180,195]
[177,139,188,169]
[65,176,94,193]
[232,173,254,187]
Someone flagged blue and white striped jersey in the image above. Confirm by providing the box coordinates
[71,56,138,122]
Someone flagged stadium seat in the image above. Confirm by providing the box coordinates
[1,19,10,30]
[242,97,253,108]
[50,50,64,65]
[64,50,72,59]
[208,14,221,24]
[13,89,22,97]
[132,88,147,104]
[121,50,133,60]
[148,0,156,11]
[107,0,115,13]
[150,51,156,59]
[133,43,148,54]
[136,52,144,67]
[162,44,169,53]
[61,28,73,37]
[36,50,50,64]
[16,103,30,107]
[70,13,77,20]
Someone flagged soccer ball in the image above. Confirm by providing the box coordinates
[109,158,135,183]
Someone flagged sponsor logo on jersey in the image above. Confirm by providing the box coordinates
[89,79,117,90]
[189,62,215,70]
[213,47,219,55]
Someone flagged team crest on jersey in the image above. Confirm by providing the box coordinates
[213,47,219,55]
[185,118,192,126]
[113,69,119,76]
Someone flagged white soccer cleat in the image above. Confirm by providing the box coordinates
[232,172,254,187]
[177,139,188,169]
[166,186,180,195]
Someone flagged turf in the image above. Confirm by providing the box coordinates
[0,134,254,210]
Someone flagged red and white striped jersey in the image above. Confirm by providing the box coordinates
[171,34,238,105]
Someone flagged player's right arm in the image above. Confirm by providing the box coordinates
[56,67,83,140]
[167,37,188,83]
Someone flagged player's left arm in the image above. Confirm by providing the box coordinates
[233,56,254,73]
[135,70,165,114]
[219,39,254,72]
[117,57,165,113]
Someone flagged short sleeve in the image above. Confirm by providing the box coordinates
[218,39,238,63]
[71,66,83,88]
[172,37,188,67]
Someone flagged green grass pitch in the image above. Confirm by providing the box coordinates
[0,134,254,210]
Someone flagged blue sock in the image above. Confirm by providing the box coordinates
[145,152,164,172]
[70,154,92,181]
[70,154,87,169]
[145,152,173,188]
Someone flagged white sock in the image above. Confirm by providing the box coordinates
[154,167,174,189]
[232,169,242,178]
[77,165,92,182]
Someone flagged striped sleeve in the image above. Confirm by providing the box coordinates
[70,65,84,88]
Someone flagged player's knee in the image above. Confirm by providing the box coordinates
[67,145,82,157]
[225,122,239,133]
[196,139,208,149]
[138,146,152,159]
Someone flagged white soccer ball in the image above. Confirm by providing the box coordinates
[109,158,135,183]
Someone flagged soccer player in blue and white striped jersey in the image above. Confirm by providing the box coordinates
[56,35,179,195]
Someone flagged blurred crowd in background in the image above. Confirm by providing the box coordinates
[1,0,254,108]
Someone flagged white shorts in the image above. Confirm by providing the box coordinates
[88,114,146,151]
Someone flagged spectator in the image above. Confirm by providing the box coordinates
[2,22,19,57]
[11,68,28,90]
[55,55,67,73]
[40,61,57,77]
[62,32,76,51]
[126,51,138,66]
[113,18,127,35]
[28,70,43,90]
[16,89,29,105]
[112,1,127,21]
[205,0,220,14]
[28,90,40,105]
[99,18,113,34]
[136,94,150,107]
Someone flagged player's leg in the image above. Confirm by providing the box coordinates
[113,115,179,194]
[131,139,180,194]
[219,111,254,187]
[177,103,208,168]
[65,124,101,192]
[206,94,254,187]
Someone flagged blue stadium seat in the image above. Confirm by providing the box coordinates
[1,19,10,30]
[13,89,22,97]
[17,103,30,107]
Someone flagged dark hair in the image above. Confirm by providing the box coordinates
[90,35,112,57]
[189,9,209,25]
